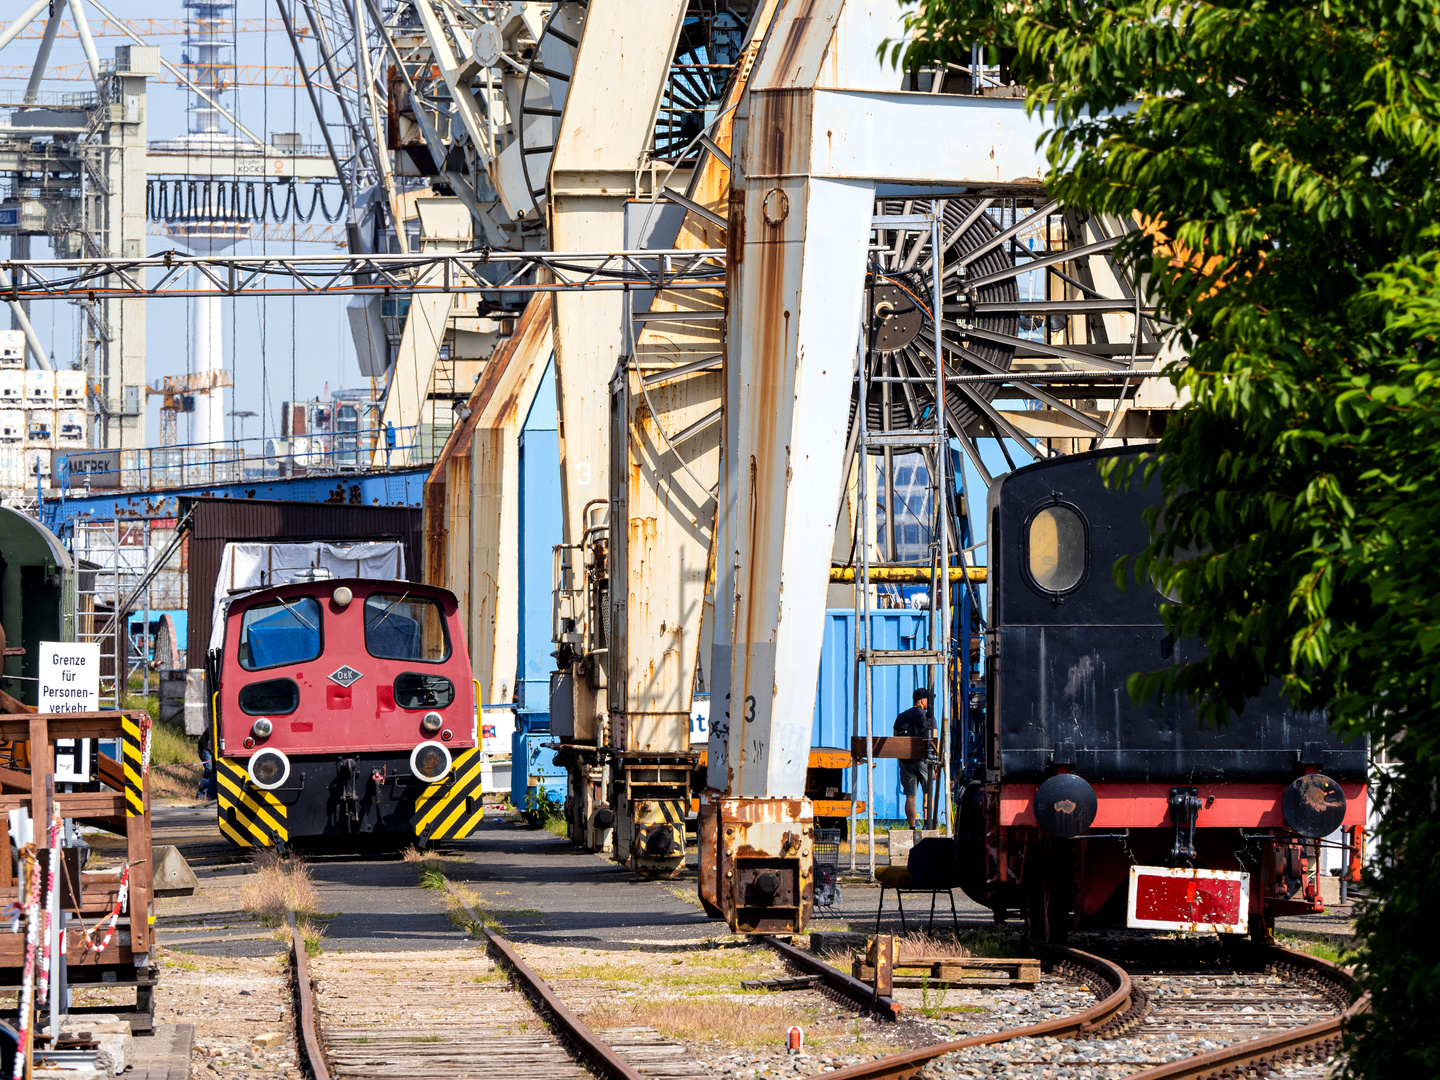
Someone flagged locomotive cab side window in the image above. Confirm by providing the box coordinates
[364,593,451,663]
[394,672,455,709]
[238,678,300,715]
[238,597,323,670]
[1025,503,1088,595]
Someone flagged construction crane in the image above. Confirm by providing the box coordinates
[145,371,234,446]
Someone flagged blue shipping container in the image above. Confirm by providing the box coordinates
[811,606,965,824]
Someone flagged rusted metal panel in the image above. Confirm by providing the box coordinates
[749,0,845,91]
[713,172,875,800]
[549,0,690,762]
[711,795,815,933]
[183,498,422,661]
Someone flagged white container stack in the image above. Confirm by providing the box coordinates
[0,331,23,366]
[0,361,95,496]
[57,409,86,448]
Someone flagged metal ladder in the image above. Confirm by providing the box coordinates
[849,202,954,877]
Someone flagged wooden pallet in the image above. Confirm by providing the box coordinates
[852,954,1041,989]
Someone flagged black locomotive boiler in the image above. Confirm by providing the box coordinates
[957,447,1366,941]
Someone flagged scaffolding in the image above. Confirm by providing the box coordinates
[850,203,954,876]
[72,515,189,705]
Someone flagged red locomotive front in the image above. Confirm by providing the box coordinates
[211,578,482,848]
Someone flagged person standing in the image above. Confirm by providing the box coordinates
[894,687,935,831]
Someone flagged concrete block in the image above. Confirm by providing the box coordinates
[252,1033,286,1049]
[152,844,199,897]
[36,1068,99,1080]
[58,1020,134,1077]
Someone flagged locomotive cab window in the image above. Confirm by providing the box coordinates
[394,672,455,710]
[238,678,300,716]
[238,597,323,670]
[1025,503,1088,595]
[364,593,451,663]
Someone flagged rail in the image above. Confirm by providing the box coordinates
[441,879,644,1080]
[287,912,331,1080]
[768,941,1133,1080]
[1121,944,1363,1080]
[765,936,903,1020]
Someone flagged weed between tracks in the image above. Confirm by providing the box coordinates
[1275,932,1356,965]
[591,1000,824,1047]
[239,850,325,953]
[401,858,546,935]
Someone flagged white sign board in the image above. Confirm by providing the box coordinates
[40,641,100,783]
[39,642,100,713]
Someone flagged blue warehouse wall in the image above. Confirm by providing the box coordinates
[516,358,560,719]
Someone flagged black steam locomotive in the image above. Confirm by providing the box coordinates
[957,447,1366,941]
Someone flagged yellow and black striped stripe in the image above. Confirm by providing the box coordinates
[657,800,686,825]
[216,758,289,847]
[411,748,484,841]
[121,714,147,817]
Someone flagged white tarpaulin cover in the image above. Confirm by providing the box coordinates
[209,541,406,651]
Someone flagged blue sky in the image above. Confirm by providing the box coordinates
[4,0,356,446]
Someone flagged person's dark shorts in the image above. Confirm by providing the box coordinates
[899,760,930,797]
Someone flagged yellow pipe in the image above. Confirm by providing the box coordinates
[829,566,987,584]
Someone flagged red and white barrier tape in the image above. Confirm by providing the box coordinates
[85,865,130,955]
[36,811,59,1006]
[12,856,42,1080]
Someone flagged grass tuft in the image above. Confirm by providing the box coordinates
[240,850,325,953]
[240,851,318,924]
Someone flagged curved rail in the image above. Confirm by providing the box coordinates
[287,913,331,1080]
[1121,943,1364,1080]
[794,944,1135,1080]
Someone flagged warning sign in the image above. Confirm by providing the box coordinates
[39,641,100,714]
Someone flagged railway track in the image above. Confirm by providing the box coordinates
[283,885,691,1080]
[285,897,1359,1080]
[801,938,1360,1080]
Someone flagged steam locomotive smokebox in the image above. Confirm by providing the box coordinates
[151,845,199,897]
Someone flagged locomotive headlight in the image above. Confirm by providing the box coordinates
[421,710,443,734]
[1032,773,1098,838]
[1282,774,1347,838]
[332,586,353,609]
[410,741,452,783]
[251,717,274,739]
[247,747,291,791]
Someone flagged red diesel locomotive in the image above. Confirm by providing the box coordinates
[210,578,483,848]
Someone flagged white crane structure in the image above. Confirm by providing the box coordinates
[5,0,1183,933]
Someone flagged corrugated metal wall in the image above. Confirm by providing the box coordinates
[812,609,935,822]
[183,498,423,661]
